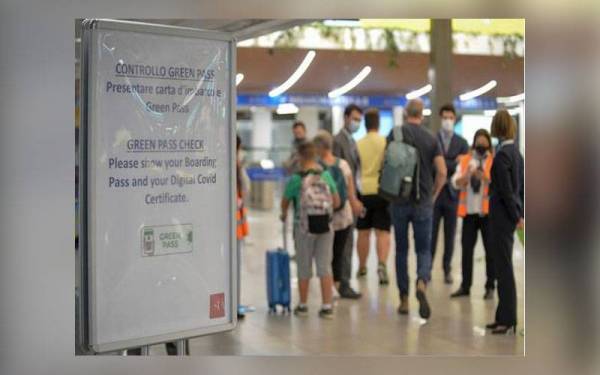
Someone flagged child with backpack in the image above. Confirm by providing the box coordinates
[313,130,364,300]
[280,141,341,319]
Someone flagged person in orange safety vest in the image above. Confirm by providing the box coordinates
[449,129,496,300]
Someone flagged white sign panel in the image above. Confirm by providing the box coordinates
[83,20,236,352]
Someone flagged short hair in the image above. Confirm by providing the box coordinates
[439,103,456,116]
[292,121,306,131]
[297,141,317,160]
[364,108,380,131]
[472,128,492,149]
[313,130,333,150]
[344,104,363,118]
[405,99,424,118]
[490,109,516,140]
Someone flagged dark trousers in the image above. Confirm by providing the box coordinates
[432,191,458,274]
[460,214,495,292]
[332,225,353,286]
[489,208,517,326]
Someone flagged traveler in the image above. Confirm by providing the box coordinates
[388,98,447,319]
[280,141,341,319]
[486,109,524,334]
[314,130,363,299]
[449,129,496,299]
[431,104,469,284]
[355,109,391,284]
[236,135,250,318]
[283,121,307,174]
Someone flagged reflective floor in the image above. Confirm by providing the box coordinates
[149,206,524,356]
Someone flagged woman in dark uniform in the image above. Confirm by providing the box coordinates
[487,109,524,335]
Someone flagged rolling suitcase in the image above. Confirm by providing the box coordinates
[266,221,291,314]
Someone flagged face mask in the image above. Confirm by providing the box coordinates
[348,120,361,133]
[475,145,488,156]
[441,119,454,133]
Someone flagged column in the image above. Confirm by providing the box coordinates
[429,19,453,132]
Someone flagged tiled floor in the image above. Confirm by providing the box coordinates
[149,206,524,356]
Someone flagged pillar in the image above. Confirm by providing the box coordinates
[429,19,453,132]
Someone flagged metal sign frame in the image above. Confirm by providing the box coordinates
[77,18,237,354]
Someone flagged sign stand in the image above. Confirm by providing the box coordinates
[77,18,238,355]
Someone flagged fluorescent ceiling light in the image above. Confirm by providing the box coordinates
[496,92,524,104]
[459,80,497,101]
[328,66,372,98]
[276,103,299,115]
[405,84,432,100]
[423,108,432,116]
[236,73,244,86]
[323,19,361,27]
[268,50,316,97]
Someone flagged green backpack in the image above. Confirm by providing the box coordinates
[378,126,420,203]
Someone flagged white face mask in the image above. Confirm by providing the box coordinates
[441,119,454,133]
[348,120,361,133]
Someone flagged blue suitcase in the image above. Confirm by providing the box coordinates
[266,222,291,314]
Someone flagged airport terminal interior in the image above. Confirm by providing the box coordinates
[75,19,525,355]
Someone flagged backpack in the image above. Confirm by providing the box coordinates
[319,158,347,212]
[298,170,333,234]
[378,126,420,204]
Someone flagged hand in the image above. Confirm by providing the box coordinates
[516,218,524,229]
[473,169,483,180]
[351,199,364,217]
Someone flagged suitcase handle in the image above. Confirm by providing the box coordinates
[282,219,287,251]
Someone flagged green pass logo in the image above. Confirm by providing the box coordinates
[143,228,155,255]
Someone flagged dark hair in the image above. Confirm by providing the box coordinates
[439,103,456,116]
[292,121,306,131]
[344,104,363,118]
[490,109,516,140]
[472,128,492,149]
[364,108,380,131]
[297,141,316,160]
[236,134,242,151]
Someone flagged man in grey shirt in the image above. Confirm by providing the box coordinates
[332,104,364,299]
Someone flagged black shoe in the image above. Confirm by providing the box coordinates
[491,325,517,335]
[318,308,335,320]
[339,285,362,299]
[483,288,494,300]
[450,288,470,298]
[444,273,453,284]
[415,284,431,319]
[485,322,500,329]
[237,312,246,320]
[293,305,309,317]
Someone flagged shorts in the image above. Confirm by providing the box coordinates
[293,224,334,279]
[356,194,391,231]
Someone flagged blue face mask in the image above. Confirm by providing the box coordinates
[348,120,361,133]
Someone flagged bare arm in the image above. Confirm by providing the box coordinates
[331,192,341,210]
[432,155,447,202]
[345,167,364,216]
[280,197,290,222]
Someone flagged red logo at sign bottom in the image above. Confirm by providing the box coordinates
[209,293,225,319]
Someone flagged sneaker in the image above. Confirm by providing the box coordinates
[450,288,470,298]
[357,267,367,278]
[377,263,389,285]
[293,305,309,317]
[339,284,362,299]
[397,295,409,315]
[318,307,334,320]
[416,280,431,319]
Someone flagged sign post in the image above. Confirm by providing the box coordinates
[77,19,237,354]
